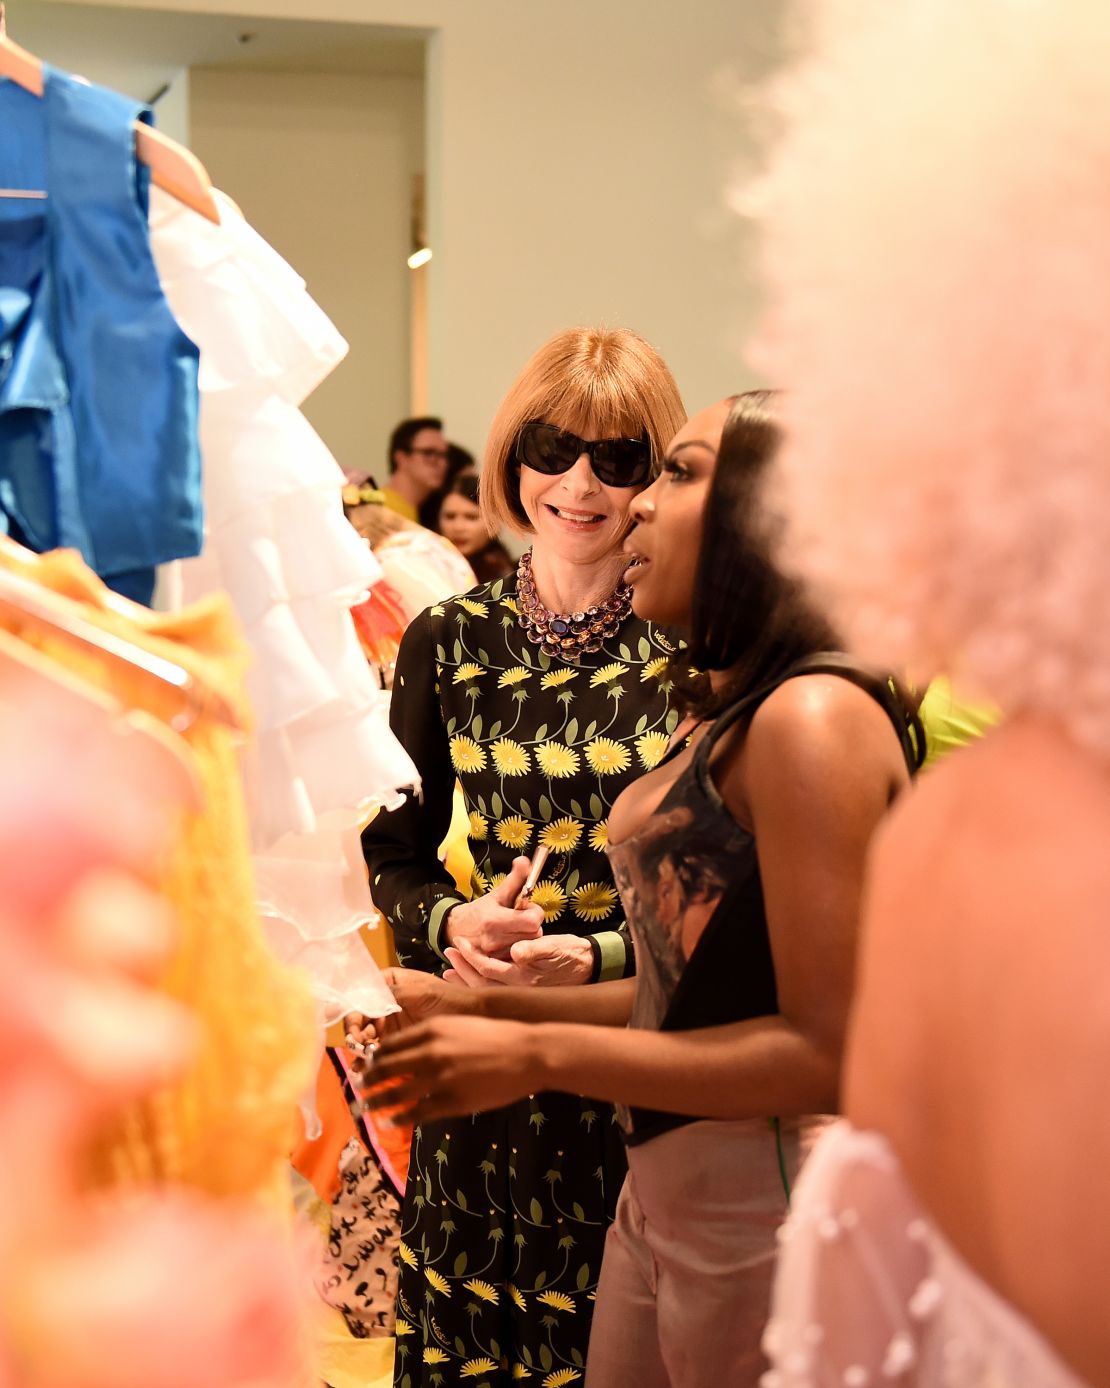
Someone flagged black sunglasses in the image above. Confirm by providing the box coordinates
[514,421,653,489]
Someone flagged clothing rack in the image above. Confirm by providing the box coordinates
[0,7,220,223]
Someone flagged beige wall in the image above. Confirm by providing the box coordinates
[189,67,423,479]
[424,1,783,460]
[41,0,785,466]
[11,4,192,142]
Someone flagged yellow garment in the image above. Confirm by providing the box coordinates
[292,1172,396,1388]
[919,675,1001,768]
[379,487,419,523]
[442,784,477,897]
[316,1318,394,1388]
[348,789,474,985]
[0,547,315,1206]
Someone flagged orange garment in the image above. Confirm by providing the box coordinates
[0,546,315,1207]
[292,1048,410,1206]
[293,1059,356,1206]
[296,922,408,1205]
[350,577,407,675]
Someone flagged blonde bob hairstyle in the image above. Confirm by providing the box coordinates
[480,327,686,535]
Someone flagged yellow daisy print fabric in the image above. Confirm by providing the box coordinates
[362,571,681,1388]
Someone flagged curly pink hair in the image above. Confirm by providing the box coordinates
[751,0,1110,757]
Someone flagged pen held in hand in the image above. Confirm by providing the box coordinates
[513,844,549,909]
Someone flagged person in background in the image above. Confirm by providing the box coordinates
[435,474,513,582]
[381,416,448,522]
[418,440,477,529]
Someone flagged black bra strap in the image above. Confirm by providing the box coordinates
[695,652,925,777]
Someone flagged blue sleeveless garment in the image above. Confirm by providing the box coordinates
[0,65,202,605]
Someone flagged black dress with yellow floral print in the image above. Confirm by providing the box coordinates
[363,570,678,1388]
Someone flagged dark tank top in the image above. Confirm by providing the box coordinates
[606,653,923,1145]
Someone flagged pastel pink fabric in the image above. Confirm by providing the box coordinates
[749,0,1110,759]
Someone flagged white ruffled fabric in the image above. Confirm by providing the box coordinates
[373,527,480,622]
[150,188,416,1023]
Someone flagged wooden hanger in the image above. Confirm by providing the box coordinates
[135,124,221,224]
[0,4,220,223]
[0,537,244,734]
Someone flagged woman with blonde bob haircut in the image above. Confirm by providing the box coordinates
[480,326,687,535]
[362,325,685,1386]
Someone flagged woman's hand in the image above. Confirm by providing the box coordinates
[344,968,476,1051]
[443,856,544,957]
[445,933,593,987]
[386,966,477,1024]
[360,1015,542,1124]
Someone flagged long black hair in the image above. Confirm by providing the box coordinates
[669,391,842,719]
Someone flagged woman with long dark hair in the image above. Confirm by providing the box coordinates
[356,392,924,1385]
[434,473,513,583]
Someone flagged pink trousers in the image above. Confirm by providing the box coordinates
[585,1117,830,1388]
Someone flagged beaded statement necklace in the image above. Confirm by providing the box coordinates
[516,550,633,662]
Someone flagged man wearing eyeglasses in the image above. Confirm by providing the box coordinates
[381,416,450,522]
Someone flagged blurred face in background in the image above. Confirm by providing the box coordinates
[395,426,449,498]
[439,490,490,557]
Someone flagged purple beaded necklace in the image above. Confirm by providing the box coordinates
[515,550,633,661]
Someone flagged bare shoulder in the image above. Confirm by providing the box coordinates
[726,672,905,784]
[849,718,1110,1188]
[751,671,898,752]
[711,672,909,828]
[853,717,1110,1114]
[870,716,1110,932]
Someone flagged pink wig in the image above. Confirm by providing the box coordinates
[751,0,1110,756]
